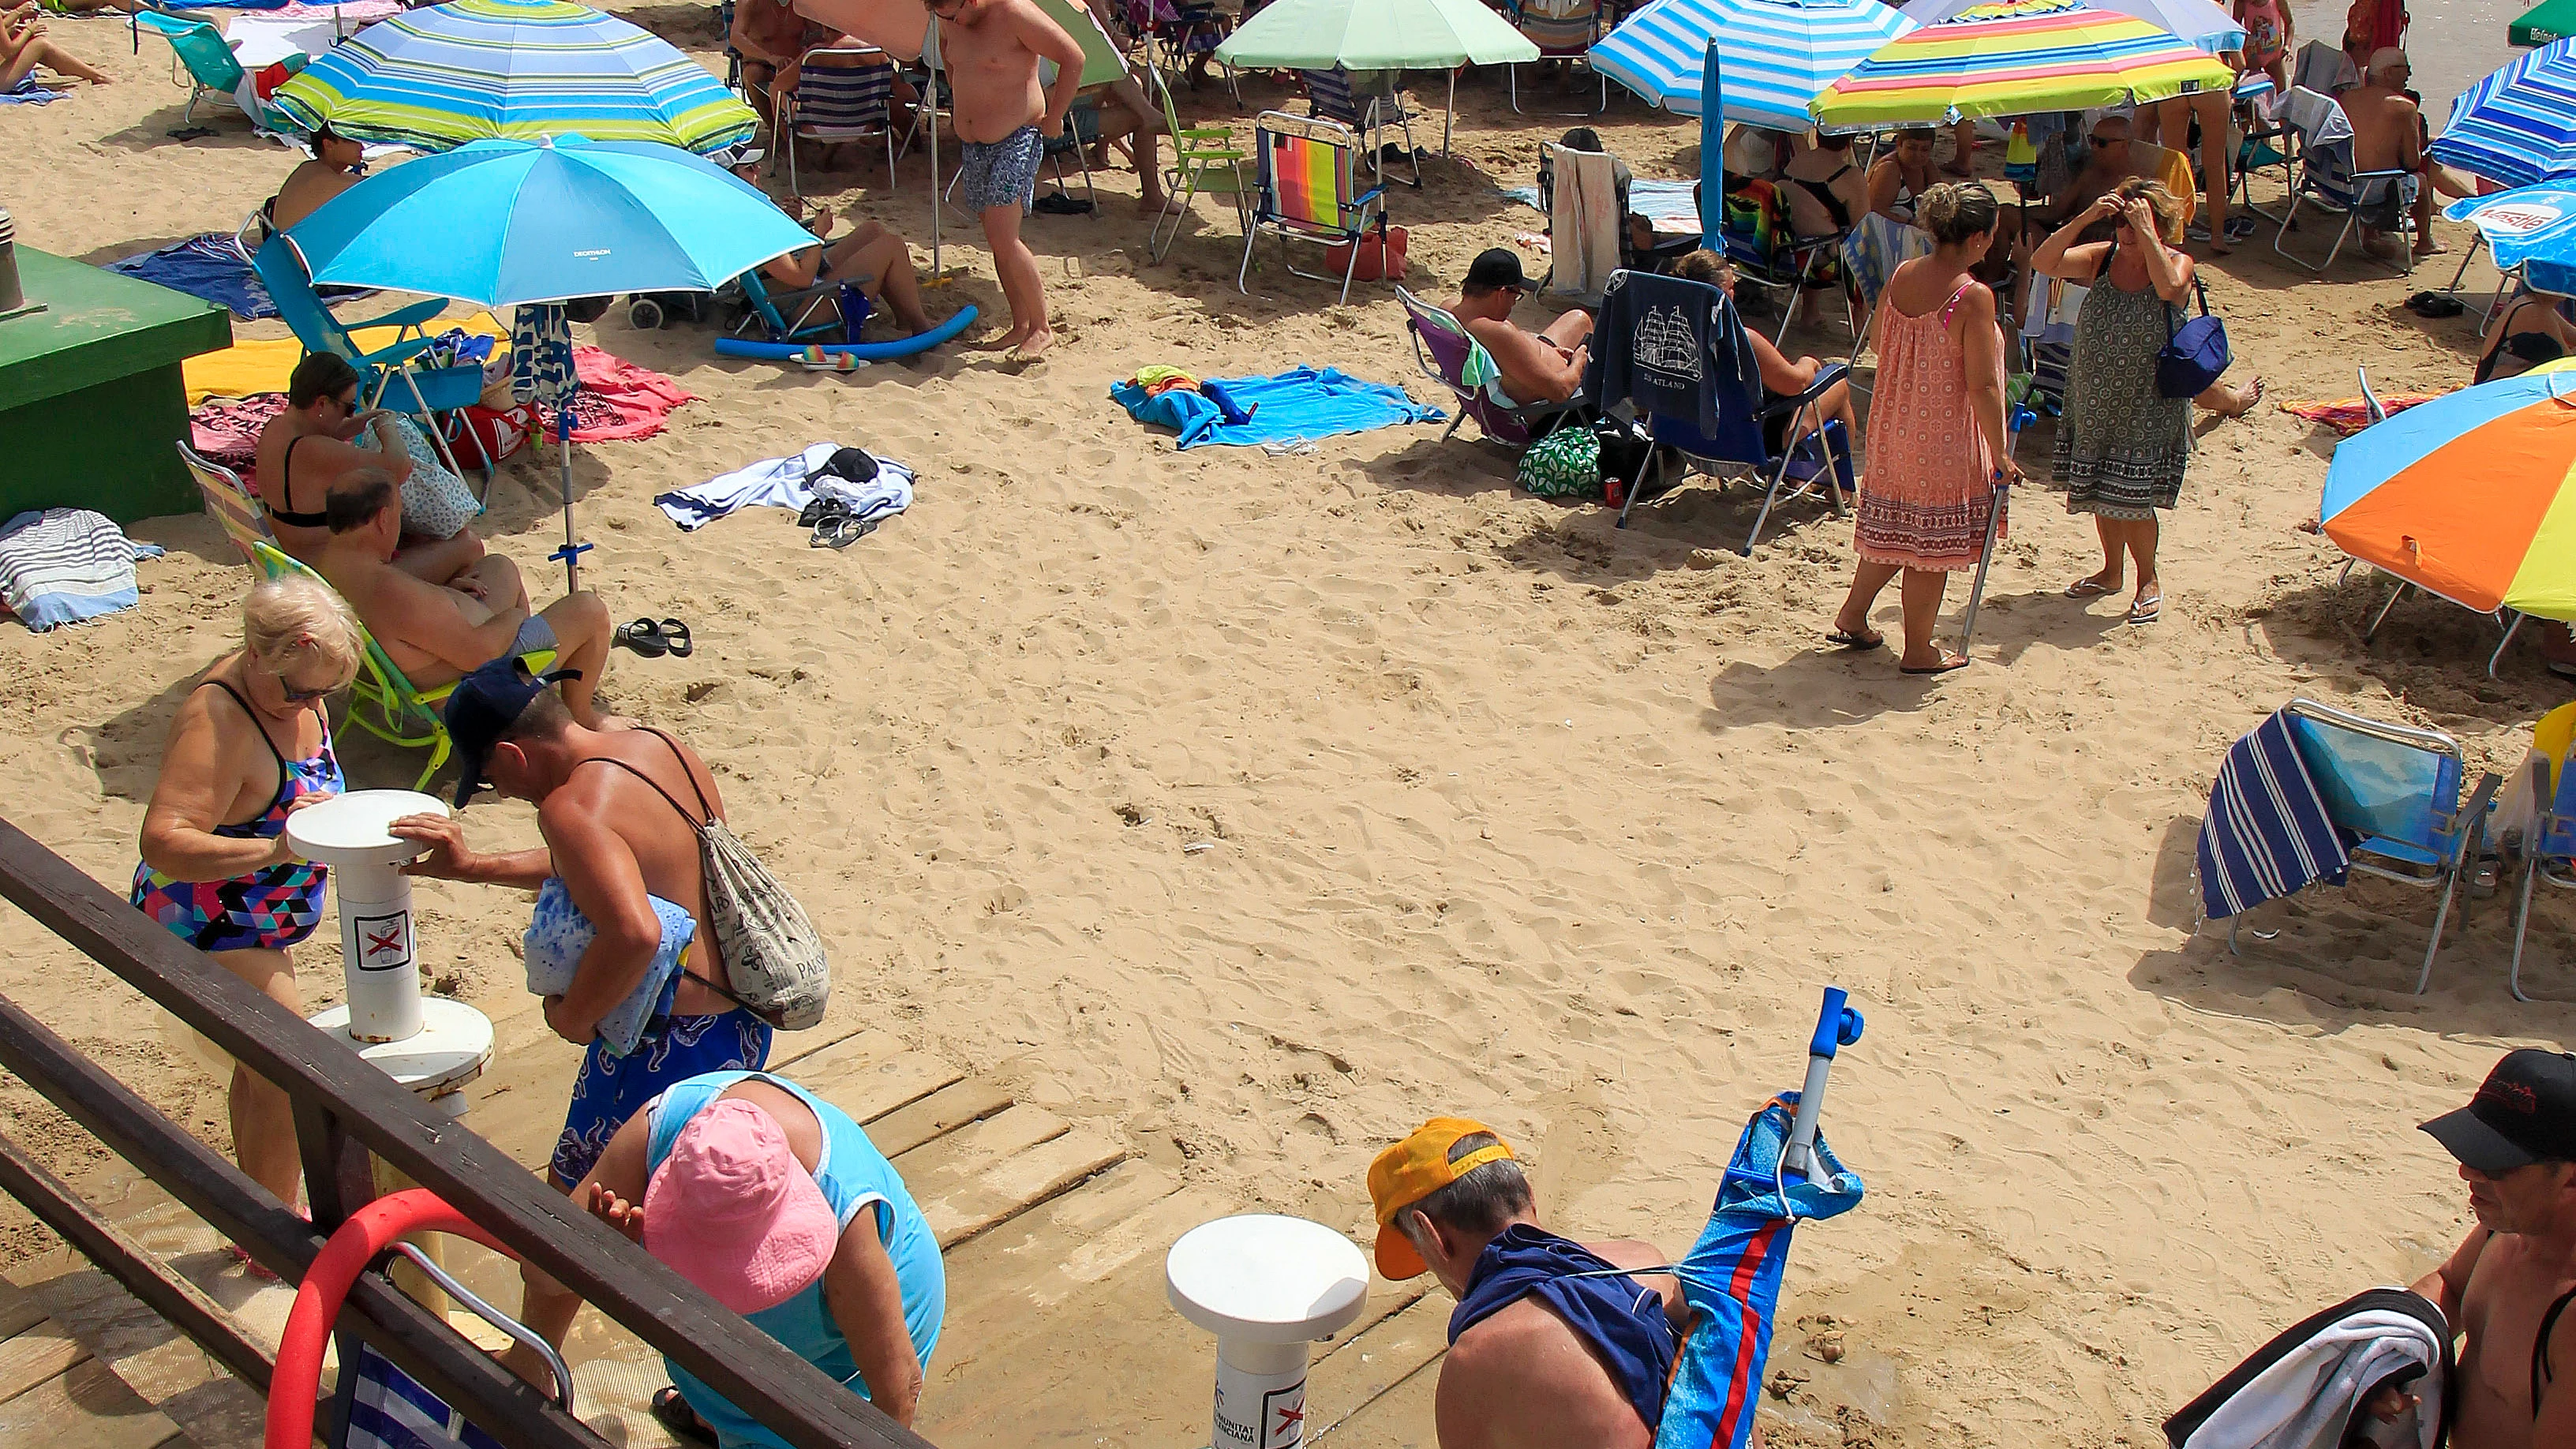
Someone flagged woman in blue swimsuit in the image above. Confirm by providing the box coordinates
[132,577,361,1211]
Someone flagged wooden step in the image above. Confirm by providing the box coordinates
[0,1355,186,1449]
[1304,1294,1449,1443]
[861,1079,1016,1158]
[781,1032,963,1129]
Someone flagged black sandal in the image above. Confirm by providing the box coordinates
[659,618,693,657]
[613,618,670,657]
[650,1387,717,1447]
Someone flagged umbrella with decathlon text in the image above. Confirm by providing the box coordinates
[1810,0,2234,130]
[271,0,758,155]
[2321,359,2576,623]
[1900,0,2242,53]
[2432,39,2576,191]
[2446,179,2576,294]
[286,136,814,589]
[1589,0,1915,127]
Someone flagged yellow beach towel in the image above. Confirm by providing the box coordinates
[186,313,509,403]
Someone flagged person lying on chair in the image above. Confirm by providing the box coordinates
[1368,1118,1685,1449]
[1451,249,1591,407]
[313,470,617,727]
[1673,249,1862,459]
[760,201,941,338]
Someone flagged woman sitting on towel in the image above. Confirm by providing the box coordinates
[2,2,108,89]
[253,354,500,593]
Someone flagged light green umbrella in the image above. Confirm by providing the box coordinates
[1214,0,1541,153]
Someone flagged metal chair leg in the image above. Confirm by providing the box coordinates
[1616,434,1656,528]
[1743,452,1795,556]
[2510,857,2540,1002]
[2490,612,2526,678]
[2365,578,2409,640]
[2417,867,2461,994]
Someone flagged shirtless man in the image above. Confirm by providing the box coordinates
[2413,1050,2576,1449]
[384,661,775,1386]
[1368,1119,1683,1449]
[2340,49,2442,258]
[269,125,365,232]
[928,0,1085,359]
[730,0,826,118]
[313,471,615,726]
[1452,249,1590,407]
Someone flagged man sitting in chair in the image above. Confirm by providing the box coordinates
[1451,249,1591,407]
[1673,249,1862,461]
[2340,48,2442,260]
[269,125,366,233]
[314,471,619,728]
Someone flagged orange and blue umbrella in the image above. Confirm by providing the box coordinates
[2323,359,2576,620]
[1810,0,2233,129]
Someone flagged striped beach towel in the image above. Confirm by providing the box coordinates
[0,509,164,632]
[2196,712,2351,920]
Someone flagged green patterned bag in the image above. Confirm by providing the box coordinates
[1517,423,1601,498]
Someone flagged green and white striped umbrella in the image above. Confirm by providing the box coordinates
[271,0,757,156]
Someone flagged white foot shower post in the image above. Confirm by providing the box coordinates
[1167,1215,1369,1449]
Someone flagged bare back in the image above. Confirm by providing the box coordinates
[253,412,365,557]
[2342,84,2423,175]
[1433,1238,1679,1449]
[544,727,735,1014]
[2445,1229,2576,1449]
[939,0,1054,141]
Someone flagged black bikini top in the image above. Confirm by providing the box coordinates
[268,433,331,530]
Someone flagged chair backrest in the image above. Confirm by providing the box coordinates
[791,54,893,134]
[1252,112,1362,234]
[248,539,437,709]
[1593,269,1768,463]
[2291,38,2356,96]
[1395,287,1537,446]
[137,12,245,92]
[1546,142,1620,303]
[251,234,368,376]
[1298,69,1369,129]
[178,442,278,566]
[2531,702,2576,857]
[2284,698,2466,852]
[1515,0,1601,56]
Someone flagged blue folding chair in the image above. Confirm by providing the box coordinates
[2507,713,2576,1002]
[722,267,848,346]
[1587,269,1852,553]
[249,234,479,481]
[2264,698,2502,992]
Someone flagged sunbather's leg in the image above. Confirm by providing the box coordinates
[393,528,488,589]
[1833,560,1900,645]
[1540,310,1592,350]
[1092,91,1166,212]
[453,551,527,613]
[535,590,614,727]
[983,202,1052,357]
[5,31,104,86]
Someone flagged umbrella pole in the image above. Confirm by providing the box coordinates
[1443,70,1455,158]
[929,20,941,279]
[558,408,579,594]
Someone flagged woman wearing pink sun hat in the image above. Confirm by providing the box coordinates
[504,1071,945,1446]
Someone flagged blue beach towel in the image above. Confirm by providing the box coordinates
[2196,711,2351,920]
[0,509,163,631]
[1,76,60,104]
[522,878,696,1058]
[1110,365,1442,450]
[106,235,277,320]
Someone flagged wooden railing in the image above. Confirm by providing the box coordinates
[0,817,937,1449]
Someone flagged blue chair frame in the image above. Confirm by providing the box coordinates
[2253,698,2503,993]
[2509,748,2576,1002]
[249,234,477,482]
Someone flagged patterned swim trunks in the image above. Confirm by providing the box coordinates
[549,1008,771,1186]
[958,124,1043,214]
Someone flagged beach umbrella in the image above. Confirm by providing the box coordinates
[271,0,758,156]
[1810,0,2234,131]
[1589,0,1915,127]
[1900,0,2242,53]
[1212,0,1538,153]
[287,137,814,589]
[2320,359,2576,623]
[2511,0,2576,48]
[2431,39,2576,191]
[2445,180,2576,294]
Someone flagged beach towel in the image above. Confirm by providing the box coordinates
[185,314,508,402]
[1109,365,1441,450]
[1841,213,1932,316]
[1547,144,1622,306]
[2196,711,2351,921]
[522,878,695,1058]
[653,442,916,530]
[185,330,691,441]
[0,509,165,631]
[105,235,277,321]
[559,347,696,442]
[2281,394,2443,435]
[1629,178,1701,239]
[2162,1288,2447,1449]
[1453,1225,1677,1434]
[0,76,61,105]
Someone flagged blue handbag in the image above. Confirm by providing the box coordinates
[2156,275,2231,399]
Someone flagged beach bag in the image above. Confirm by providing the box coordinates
[357,417,481,541]
[1325,226,1408,282]
[2156,276,2231,399]
[1517,421,1600,498]
[448,402,535,467]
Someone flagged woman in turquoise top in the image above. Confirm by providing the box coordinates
[510,1070,945,1447]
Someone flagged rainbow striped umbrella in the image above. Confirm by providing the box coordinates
[2323,360,2576,621]
[271,0,756,156]
[1810,0,2233,129]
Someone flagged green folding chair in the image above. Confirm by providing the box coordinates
[133,11,260,133]
[1148,68,1249,262]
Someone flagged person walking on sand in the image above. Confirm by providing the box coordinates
[927,0,1085,361]
[2413,1049,2576,1449]
[1829,182,2012,676]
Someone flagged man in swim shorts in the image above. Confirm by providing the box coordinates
[1368,1118,1687,1449]
[2412,1050,2576,1449]
[925,0,1085,359]
[391,659,771,1195]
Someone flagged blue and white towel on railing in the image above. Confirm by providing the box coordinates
[2197,711,2351,919]
[346,1343,501,1449]
[0,509,164,632]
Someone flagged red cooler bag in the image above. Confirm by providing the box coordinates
[1325,226,1409,282]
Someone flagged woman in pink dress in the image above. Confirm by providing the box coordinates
[1828,182,2016,675]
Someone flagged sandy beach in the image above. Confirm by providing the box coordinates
[1,9,2573,1447]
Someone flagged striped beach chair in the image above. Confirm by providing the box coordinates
[1506,0,1608,117]
[1237,113,1388,303]
[778,48,902,198]
[1300,67,1421,189]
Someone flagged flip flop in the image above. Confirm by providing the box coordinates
[812,515,878,549]
[659,619,693,657]
[1825,629,1884,650]
[1900,654,1971,676]
[2064,578,2117,599]
[651,1387,717,1448]
[613,618,670,657]
[2129,593,2163,626]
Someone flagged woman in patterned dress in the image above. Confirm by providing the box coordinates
[1830,182,2016,675]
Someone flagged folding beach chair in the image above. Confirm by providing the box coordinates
[777,48,902,198]
[179,441,279,567]
[1718,178,1851,347]
[132,10,261,133]
[250,236,479,483]
[1122,0,1235,103]
[2506,705,2576,1001]
[1396,286,1589,449]
[1300,68,1422,190]
[722,268,847,346]
[1238,112,1389,305]
[1586,269,1852,551]
[1506,0,1607,116]
[1039,98,1103,215]
[2245,698,2503,993]
[1148,67,1251,261]
[2260,88,2416,277]
[1543,141,1620,307]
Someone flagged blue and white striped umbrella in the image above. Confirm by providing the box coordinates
[1590,0,1915,126]
[2431,38,2576,190]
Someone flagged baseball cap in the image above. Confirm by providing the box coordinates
[1465,249,1530,294]
[1367,1117,1515,1280]
[443,657,578,807]
[642,1099,839,1315]
[2420,1049,2576,1174]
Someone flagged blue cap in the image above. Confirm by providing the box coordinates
[444,657,577,807]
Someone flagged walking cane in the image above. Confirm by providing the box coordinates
[1954,404,2035,656]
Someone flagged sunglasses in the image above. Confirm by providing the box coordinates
[271,667,336,703]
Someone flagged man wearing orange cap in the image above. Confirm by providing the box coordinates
[1368,1118,1686,1449]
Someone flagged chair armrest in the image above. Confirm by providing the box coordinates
[1758,361,1851,417]
[373,298,455,333]
[358,337,435,369]
[2454,769,2507,865]
[1353,185,1386,208]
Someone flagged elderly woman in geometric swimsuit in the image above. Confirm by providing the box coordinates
[132,576,363,1221]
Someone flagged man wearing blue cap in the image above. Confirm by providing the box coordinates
[2411,1049,2576,1449]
